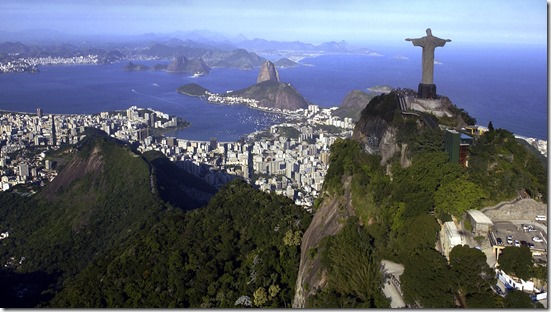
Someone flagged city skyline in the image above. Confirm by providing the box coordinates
[0,0,546,46]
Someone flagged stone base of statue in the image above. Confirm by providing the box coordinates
[418,83,437,99]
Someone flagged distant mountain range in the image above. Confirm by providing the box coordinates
[0,29,379,74]
[0,28,375,56]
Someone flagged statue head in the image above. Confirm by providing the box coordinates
[426,28,432,36]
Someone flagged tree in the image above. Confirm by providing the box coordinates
[393,214,440,257]
[488,121,494,132]
[400,249,455,308]
[498,246,533,280]
[268,284,280,299]
[310,217,389,308]
[253,287,267,307]
[434,179,487,217]
[283,229,302,246]
[449,245,497,307]
[503,290,537,308]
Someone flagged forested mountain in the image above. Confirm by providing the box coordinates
[294,92,547,308]
[0,130,169,306]
[0,129,311,307]
[49,179,311,307]
[0,92,546,308]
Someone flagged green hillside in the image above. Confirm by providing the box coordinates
[49,179,311,308]
[300,92,547,308]
[176,83,210,97]
[1,130,164,275]
[0,130,310,308]
[0,129,215,307]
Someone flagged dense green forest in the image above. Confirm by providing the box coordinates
[306,116,546,308]
[0,131,310,308]
[50,179,311,308]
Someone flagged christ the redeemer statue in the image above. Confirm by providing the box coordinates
[406,28,451,98]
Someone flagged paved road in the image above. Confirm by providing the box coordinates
[381,260,406,308]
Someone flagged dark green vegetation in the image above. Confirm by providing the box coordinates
[468,128,547,203]
[503,290,544,308]
[307,217,390,308]
[449,245,498,308]
[498,246,534,281]
[176,83,210,97]
[0,130,310,308]
[0,131,167,307]
[50,180,310,308]
[276,126,300,139]
[304,92,546,308]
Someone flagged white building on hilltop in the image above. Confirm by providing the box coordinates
[440,221,462,259]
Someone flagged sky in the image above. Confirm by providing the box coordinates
[0,0,547,45]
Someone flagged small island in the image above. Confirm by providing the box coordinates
[124,62,150,71]
[177,60,309,111]
[177,83,210,97]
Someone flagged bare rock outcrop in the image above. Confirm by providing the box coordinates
[40,145,104,202]
[379,126,400,166]
[293,177,355,308]
[257,60,280,83]
[228,80,309,110]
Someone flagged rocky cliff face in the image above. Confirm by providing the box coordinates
[333,89,377,122]
[351,92,401,165]
[257,60,280,83]
[293,95,402,306]
[229,80,309,110]
[340,89,375,109]
[293,177,356,308]
[166,56,210,75]
[259,82,307,110]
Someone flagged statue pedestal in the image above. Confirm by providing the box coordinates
[418,83,437,99]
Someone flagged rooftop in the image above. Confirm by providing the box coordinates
[467,210,494,225]
[444,221,461,239]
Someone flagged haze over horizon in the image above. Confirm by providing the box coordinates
[0,0,546,46]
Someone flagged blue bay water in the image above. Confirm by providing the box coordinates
[0,44,546,141]
[279,44,547,140]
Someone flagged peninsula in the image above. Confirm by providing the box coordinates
[177,60,309,111]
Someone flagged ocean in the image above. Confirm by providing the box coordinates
[0,44,546,141]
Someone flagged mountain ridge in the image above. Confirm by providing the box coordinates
[0,129,217,307]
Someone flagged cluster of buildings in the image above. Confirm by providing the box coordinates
[0,59,39,73]
[439,207,548,305]
[0,55,100,73]
[205,91,355,131]
[516,135,548,157]
[136,104,353,209]
[206,91,260,106]
[0,106,181,192]
[0,104,352,208]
